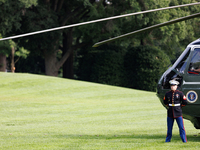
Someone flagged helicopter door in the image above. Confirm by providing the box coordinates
[182,47,200,107]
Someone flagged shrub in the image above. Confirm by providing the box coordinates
[78,45,126,86]
[124,45,170,91]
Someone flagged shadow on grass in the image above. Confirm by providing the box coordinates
[53,134,200,142]
[187,135,200,142]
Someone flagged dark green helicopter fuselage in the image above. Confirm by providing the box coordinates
[157,38,200,129]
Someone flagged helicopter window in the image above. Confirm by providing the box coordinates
[188,48,200,74]
[162,47,190,89]
[177,48,190,73]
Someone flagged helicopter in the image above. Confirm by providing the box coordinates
[1,2,200,129]
[157,38,200,129]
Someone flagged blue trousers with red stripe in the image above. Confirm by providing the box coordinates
[166,116,187,142]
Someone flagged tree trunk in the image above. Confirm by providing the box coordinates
[43,29,74,77]
[44,50,59,76]
[63,51,73,79]
[0,54,6,72]
[11,47,15,73]
[63,29,74,79]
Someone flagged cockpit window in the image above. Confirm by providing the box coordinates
[177,48,190,73]
[162,47,190,89]
[188,48,200,74]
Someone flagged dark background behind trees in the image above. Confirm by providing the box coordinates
[0,0,200,91]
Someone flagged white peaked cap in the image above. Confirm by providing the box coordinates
[169,80,179,85]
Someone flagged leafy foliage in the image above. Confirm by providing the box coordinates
[15,47,30,59]
[0,40,10,56]
[0,34,10,56]
[78,45,170,92]
[124,45,171,91]
[19,0,37,8]
[0,0,37,37]
[0,0,37,60]
[78,45,126,86]
[152,0,200,59]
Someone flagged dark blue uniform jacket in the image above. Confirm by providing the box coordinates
[163,90,187,118]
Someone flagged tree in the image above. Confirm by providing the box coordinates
[143,0,200,60]
[0,0,37,37]
[0,39,10,72]
[17,0,139,77]
[0,0,37,72]
[9,40,30,73]
[0,36,30,72]
[110,0,200,60]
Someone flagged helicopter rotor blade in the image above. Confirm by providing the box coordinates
[93,13,200,47]
[0,2,200,41]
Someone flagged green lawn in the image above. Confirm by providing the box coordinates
[0,72,200,150]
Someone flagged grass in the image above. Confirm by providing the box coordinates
[0,72,200,149]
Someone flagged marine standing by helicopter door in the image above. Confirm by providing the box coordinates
[163,80,188,143]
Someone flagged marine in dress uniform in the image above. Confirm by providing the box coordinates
[163,80,187,142]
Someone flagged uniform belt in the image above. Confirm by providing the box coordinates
[169,104,180,106]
